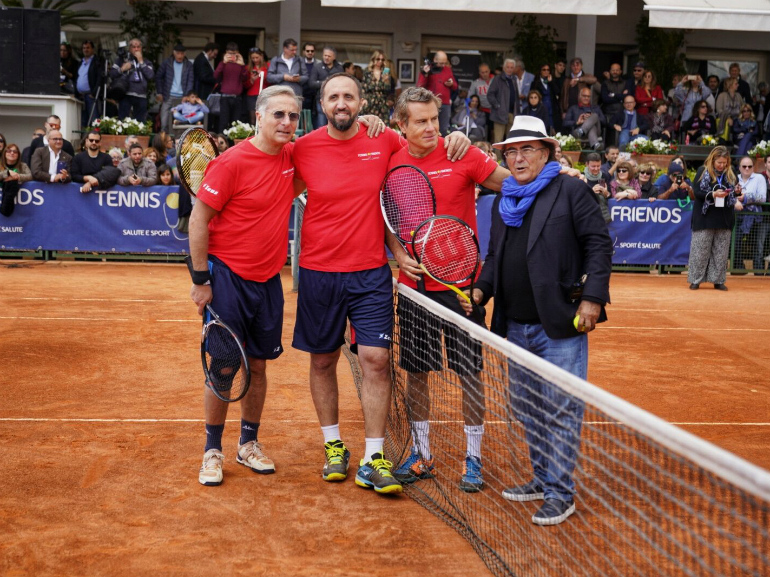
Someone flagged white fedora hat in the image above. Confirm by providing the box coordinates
[492,116,559,149]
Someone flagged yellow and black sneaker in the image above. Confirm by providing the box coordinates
[322,439,350,482]
[354,452,403,494]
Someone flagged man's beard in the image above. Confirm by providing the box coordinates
[329,113,355,132]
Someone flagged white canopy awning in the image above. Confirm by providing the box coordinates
[644,0,770,31]
[320,0,616,16]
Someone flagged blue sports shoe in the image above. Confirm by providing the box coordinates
[393,449,435,484]
[459,455,483,493]
[355,452,403,494]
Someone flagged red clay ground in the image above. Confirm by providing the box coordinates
[0,262,768,576]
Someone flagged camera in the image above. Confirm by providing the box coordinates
[117,41,129,60]
[675,175,683,184]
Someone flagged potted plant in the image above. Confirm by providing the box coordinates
[554,132,581,164]
[748,140,769,172]
[626,137,677,171]
[223,121,256,143]
[91,116,152,152]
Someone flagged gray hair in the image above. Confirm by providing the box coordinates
[503,58,516,68]
[322,45,336,56]
[256,85,303,116]
[394,86,442,126]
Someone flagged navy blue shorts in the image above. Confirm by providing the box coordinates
[397,289,485,377]
[292,264,393,354]
[208,256,284,360]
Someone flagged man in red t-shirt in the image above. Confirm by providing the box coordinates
[384,86,509,493]
[292,73,470,495]
[189,85,304,487]
[417,51,457,136]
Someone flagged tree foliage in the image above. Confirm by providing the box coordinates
[510,15,559,72]
[635,14,687,89]
[119,0,192,69]
[0,0,99,30]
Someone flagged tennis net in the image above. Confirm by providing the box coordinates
[342,281,770,577]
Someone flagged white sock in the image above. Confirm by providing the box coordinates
[364,437,384,462]
[321,424,341,444]
[465,424,484,460]
[411,420,431,460]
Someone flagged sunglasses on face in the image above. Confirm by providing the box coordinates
[6,149,19,154]
[617,168,629,173]
[740,164,753,169]
[271,110,300,122]
[87,138,101,143]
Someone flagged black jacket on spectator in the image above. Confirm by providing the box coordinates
[75,55,105,96]
[194,52,217,100]
[609,110,650,134]
[71,151,120,188]
[28,136,75,160]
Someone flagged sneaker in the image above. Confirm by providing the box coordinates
[322,440,350,482]
[575,128,585,138]
[714,283,728,291]
[592,141,602,151]
[502,480,544,502]
[355,452,403,494]
[236,440,275,474]
[459,455,483,493]
[393,449,434,484]
[532,498,576,526]
[199,448,224,486]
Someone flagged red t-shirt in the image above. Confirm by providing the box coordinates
[294,126,404,272]
[389,139,497,291]
[197,140,296,282]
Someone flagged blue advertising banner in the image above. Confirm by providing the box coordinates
[608,199,693,265]
[474,197,693,266]
[0,182,189,252]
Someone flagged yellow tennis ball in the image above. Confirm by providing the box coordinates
[165,192,179,210]
[573,314,582,332]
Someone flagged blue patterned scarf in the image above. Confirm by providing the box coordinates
[499,161,561,227]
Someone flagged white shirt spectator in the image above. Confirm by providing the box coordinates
[48,148,62,182]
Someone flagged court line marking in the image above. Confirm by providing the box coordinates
[1,418,768,426]
[4,316,770,331]
[15,297,184,303]
[0,316,198,323]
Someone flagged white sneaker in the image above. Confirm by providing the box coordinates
[237,440,275,474]
[199,449,224,486]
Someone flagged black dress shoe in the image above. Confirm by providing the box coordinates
[689,283,699,290]
[714,283,728,291]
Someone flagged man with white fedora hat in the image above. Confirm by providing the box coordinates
[460,114,612,526]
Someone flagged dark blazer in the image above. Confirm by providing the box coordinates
[609,110,650,134]
[476,174,612,339]
[193,52,217,100]
[29,135,75,159]
[156,56,194,99]
[30,147,72,182]
[74,55,104,96]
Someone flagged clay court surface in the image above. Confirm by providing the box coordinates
[1,261,768,576]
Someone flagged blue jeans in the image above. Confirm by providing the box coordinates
[315,100,328,128]
[618,129,644,151]
[80,93,98,129]
[118,95,148,122]
[173,110,204,124]
[754,219,770,272]
[505,320,587,501]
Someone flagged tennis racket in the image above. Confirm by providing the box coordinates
[412,215,480,306]
[380,164,436,245]
[380,165,436,292]
[185,256,250,402]
[176,127,219,197]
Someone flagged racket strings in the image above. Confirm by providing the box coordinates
[203,323,248,400]
[416,220,478,283]
[178,130,217,196]
[382,169,435,241]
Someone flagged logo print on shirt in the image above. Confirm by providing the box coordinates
[358,151,382,161]
[427,168,453,179]
[202,183,219,195]
[282,168,295,178]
